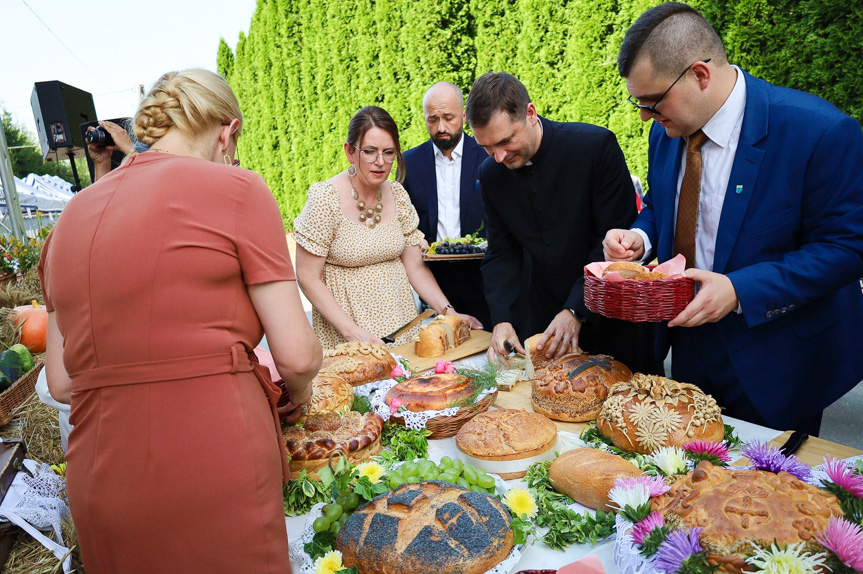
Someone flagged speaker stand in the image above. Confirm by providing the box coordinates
[66,150,81,192]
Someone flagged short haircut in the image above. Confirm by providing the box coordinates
[346,106,406,183]
[465,72,531,129]
[618,2,727,78]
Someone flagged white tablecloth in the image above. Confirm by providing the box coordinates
[285,352,784,573]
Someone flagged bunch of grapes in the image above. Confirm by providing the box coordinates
[433,241,486,255]
[385,456,497,492]
[312,485,362,535]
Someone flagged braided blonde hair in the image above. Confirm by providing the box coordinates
[134,69,242,146]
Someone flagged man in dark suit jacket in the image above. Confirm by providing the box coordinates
[604,2,863,434]
[402,82,491,327]
[466,72,659,374]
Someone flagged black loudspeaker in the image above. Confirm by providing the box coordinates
[79,118,131,182]
[30,81,97,162]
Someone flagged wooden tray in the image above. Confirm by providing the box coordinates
[423,252,485,261]
[389,329,492,371]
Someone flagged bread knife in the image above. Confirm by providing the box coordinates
[381,308,435,344]
[777,430,809,456]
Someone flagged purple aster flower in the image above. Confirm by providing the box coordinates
[615,475,671,498]
[683,440,731,462]
[742,440,811,481]
[631,512,666,546]
[654,527,703,573]
[821,455,863,498]
[816,516,863,571]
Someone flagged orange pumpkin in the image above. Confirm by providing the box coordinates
[12,301,47,353]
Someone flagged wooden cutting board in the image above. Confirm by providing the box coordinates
[389,329,493,371]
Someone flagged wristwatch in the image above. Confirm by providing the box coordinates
[565,308,587,324]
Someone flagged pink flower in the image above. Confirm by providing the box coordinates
[821,455,863,498]
[388,397,403,416]
[631,512,666,546]
[816,516,863,571]
[434,360,455,374]
[390,366,405,379]
[615,475,671,498]
[683,440,731,462]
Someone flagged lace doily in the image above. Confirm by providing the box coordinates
[612,455,863,574]
[350,354,410,399]
[290,501,523,574]
[368,381,497,430]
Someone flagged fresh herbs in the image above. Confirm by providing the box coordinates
[451,362,498,408]
[378,424,430,465]
[283,470,331,516]
[304,531,336,560]
[579,425,654,469]
[351,394,371,414]
[724,424,743,450]
[523,459,616,550]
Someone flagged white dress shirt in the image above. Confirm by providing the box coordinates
[434,136,465,241]
[637,66,747,272]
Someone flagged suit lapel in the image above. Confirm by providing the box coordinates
[423,140,439,240]
[657,133,685,262]
[713,72,768,274]
[459,136,478,234]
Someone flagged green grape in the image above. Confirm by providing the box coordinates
[477,474,495,490]
[336,484,352,497]
[336,513,349,528]
[313,516,331,533]
[335,495,349,508]
[386,467,403,479]
[470,484,486,493]
[323,503,343,522]
[418,460,435,476]
[438,456,453,470]
[425,470,440,481]
[452,459,464,473]
[344,493,360,511]
[401,462,418,477]
[439,470,459,484]
[388,476,405,489]
[404,476,421,483]
[456,477,470,489]
[462,467,478,485]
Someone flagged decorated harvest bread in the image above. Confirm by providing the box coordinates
[296,374,354,423]
[414,314,471,357]
[603,261,645,279]
[336,481,513,574]
[319,341,397,386]
[597,373,724,454]
[282,411,383,479]
[531,353,632,422]
[455,409,558,479]
[549,449,643,511]
[651,461,842,573]
[384,372,476,411]
[524,333,576,374]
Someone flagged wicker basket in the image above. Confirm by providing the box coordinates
[0,361,43,427]
[584,266,695,322]
[392,391,497,439]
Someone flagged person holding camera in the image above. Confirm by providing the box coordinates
[293,105,481,349]
[40,69,320,573]
[86,120,135,181]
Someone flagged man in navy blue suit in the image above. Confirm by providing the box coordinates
[604,2,863,435]
[402,82,491,327]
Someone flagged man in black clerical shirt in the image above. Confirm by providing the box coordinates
[467,72,659,374]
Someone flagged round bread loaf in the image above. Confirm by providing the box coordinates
[385,372,475,411]
[651,461,842,573]
[524,333,576,374]
[597,373,724,454]
[336,481,514,574]
[414,315,471,358]
[282,411,383,479]
[531,354,632,422]
[455,409,557,479]
[632,271,669,281]
[548,449,642,511]
[319,341,397,386]
[296,374,354,423]
[603,261,645,279]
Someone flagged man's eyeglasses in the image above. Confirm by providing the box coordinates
[627,58,711,115]
[353,145,396,164]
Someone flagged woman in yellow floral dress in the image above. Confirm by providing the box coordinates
[294,106,481,348]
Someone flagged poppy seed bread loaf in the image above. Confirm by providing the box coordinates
[336,481,513,574]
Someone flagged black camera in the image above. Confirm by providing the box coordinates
[84,125,115,147]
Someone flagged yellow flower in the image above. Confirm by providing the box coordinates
[314,550,345,574]
[356,461,385,484]
[502,487,538,519]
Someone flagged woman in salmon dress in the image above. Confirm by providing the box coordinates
[39,69,321,574]
[294,106,481,348]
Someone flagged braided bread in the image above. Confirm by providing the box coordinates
[283,411,383,480]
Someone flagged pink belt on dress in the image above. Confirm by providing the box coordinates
[69,342,291,482]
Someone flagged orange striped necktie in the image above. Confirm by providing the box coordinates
[673,129,710,269]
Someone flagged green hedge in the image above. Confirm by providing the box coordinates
[220,0,862,229]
